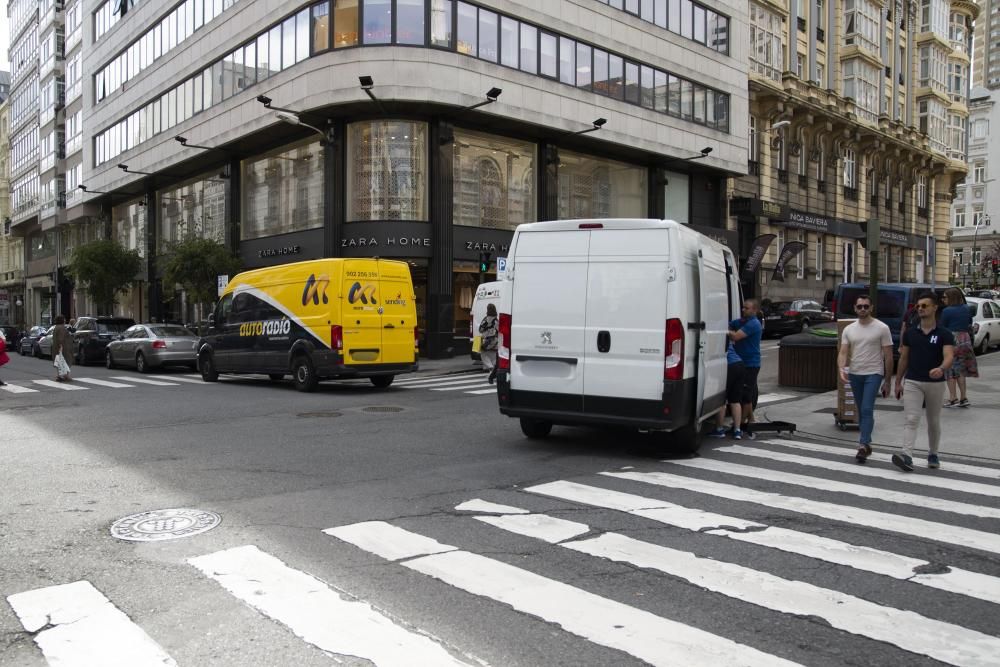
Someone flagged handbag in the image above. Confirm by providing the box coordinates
[54,352,71,378]
[471,336,482,353]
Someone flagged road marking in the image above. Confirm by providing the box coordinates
[475,514,590,543]
[7,580,176,667]
[33,380,87,390]
[431,381,493,392]
[712,444,1000,498]
[755,393,797,405]
[75,377,136,389]
[109,376,179,386]
[393,373,481,386]
[465,388,497,395]
[768,438,1000,481]
[149,375,206,384]
[601,471,1000,554]
[396,377,488,389]
[328,522,799,667]
[454,499,530,514]
[182,373,203,380]
[665,457,1000,520]
[0,383,38,393]
[526,481,1000,607]
[325,521,458,561]
[190,545,470,667]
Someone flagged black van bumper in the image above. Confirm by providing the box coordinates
[315,351,418,378]
[496,372,696,430]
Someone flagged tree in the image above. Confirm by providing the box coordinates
[68,239,144,314]
[162,237,242,331]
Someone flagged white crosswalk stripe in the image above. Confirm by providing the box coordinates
[0,382,38,393]
[149,375,206,384]
[32,379,87,390]
[75,377,136,389]
[110,376,179,386]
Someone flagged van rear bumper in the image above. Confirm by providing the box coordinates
[496,373,696,430]
[316,352,418,378]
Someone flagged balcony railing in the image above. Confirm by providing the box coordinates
[748,160,760,175]
[14,196,40,217]
[66,26,82,52]
[66,133,82,156]
[778,169,788,184]
[843,186,859,201]
[64,188,82,208]
[40,154,56,173]
[66,79,82,104]
[39,106,56,127]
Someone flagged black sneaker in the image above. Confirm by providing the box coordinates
[891,453,914,472]
[855,444,872,463]
[959,398,970,408]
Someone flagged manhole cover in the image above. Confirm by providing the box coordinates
[297,411,343,418]
[361,406,405,413]
[110,508,221,542]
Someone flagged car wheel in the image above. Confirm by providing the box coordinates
[370,375,394,388]
[800,319,810,333]
[520,418,553,439]
[268,373,285,382]
[135,352,149,373]
[291,354,318,393]
[106,350,116,369]
[199,352,219,382]
[978,334,990,356]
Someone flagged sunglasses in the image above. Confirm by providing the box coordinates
[855,305,871,310]
[916,304,933,309]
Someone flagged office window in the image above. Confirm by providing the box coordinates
[519,24,537,73]
[397,0,424,45]
[363,0,391,44]
[334,0,359,47]
[500,16,518,67]
[431,0,452,47]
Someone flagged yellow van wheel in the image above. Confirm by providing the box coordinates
[291,354,318,392]
[370,375,394,388]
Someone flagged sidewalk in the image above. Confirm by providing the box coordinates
[416,354,482,376]
[759,351,1000,463]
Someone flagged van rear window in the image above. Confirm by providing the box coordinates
[838,288,905,318]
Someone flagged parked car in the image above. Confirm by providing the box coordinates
[832,283,947,349]
[19,326,49,356]
[37,325,76,358]
[967,297,1000,355]
[73,316,136,364]
[0,326,21,350]
[106,324,200,372]
[972,289,1000,300]
[761,299,833,336]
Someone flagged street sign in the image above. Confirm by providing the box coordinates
[496,256,507,278]
[217,275,229,297]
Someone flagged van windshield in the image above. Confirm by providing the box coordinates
[837,288,905,318]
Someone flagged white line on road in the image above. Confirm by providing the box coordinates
[190,545,470,667]
[431,382,493,392]
[601,471,1000,554]
[75,377,136,389]
[109,376,179,386]
[328,521,800,667]
[393,372,481,385]
[525,481,1000,607]
[455,499,530,514]
[32,380,87,390]
[148,375,206,384]
[396,376,488,388]
[767,439,1000,481]
[0,383,38,393]
[756,393,797,405]
[465,388,498,395]
[664,457,1000,520]
[712,444,1000,498]
[6,580,176,667]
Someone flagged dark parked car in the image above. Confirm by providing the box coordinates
[761,299,834,336]
[19,326,50,356]
[72,316,136,365]
[0,326,21,350]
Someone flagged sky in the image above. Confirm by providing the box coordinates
[0,12,9,73]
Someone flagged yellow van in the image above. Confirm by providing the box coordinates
[197,258,419,391]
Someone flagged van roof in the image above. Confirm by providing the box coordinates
[516,219,687,232]
[837,282,943,289]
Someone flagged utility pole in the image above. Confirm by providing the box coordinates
[862,218,880,314]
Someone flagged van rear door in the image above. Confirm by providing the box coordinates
[695,242,731,419]
[509,230,589,410]
[582,228,670,408]
[342,260,383,364]
[376,259,417,364]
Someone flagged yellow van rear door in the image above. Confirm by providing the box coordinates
[377,260,417,364]
[342,261,382,364]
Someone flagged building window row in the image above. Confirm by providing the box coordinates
[844,0,879,54]
[10,28,38,82]
[12,172,40,214]
[242,139,325,240]
[11,126,40,174]
[918,98,948,153]
[919,0,949,40]
[593,0,729,54]
[842,58,879,124]
[749,2,782,81]
[95,0,245,103]
[918,44,948,92]
[10,75,39,127]
[94,0,731,166]
[947,61,967,103]
[94,0,145,42]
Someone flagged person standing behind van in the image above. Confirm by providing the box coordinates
[709,340,745,439]
[940,287,977,408]
[729,299,763,433]
[837,295,893,463]
[479,303,499,384]
[892,293,954,471]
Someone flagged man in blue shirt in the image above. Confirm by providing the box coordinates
[709,341,746,439]
[729,298,763,434]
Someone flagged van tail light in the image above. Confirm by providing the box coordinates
[579,223,604,229]
[784,310,799,317]
[498,313,512,370]
[152,340,167,349]
[664,318,684,381]
[331,325,343,354]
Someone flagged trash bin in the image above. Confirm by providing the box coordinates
[778,329,838,391]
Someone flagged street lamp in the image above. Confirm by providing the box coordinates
[274,111,334,145]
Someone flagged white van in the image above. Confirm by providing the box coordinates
[495,219,742,453]
[469,281,504,360]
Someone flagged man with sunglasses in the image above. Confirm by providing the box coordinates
[892,293,955,471]
[837,295,893,463]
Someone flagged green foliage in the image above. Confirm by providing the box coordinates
[162,237,242,312]
[68,239,144,314]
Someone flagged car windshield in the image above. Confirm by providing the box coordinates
[97,322,132,334]
[150,326,195,337]
[769,302,792,313]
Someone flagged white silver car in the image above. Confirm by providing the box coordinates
[967,297,1000,355]
[105,324,199,373]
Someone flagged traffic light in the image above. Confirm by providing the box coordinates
[478,251,492,273]
[993,258,999,276]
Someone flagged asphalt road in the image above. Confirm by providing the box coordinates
[2,344,999,667]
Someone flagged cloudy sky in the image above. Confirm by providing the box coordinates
[1,13,9,73]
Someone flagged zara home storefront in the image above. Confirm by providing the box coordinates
[79,0,748,356]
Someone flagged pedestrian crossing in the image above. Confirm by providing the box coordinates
[8,437,1000,665]
[0,374,193,394]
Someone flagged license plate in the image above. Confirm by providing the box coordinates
[767,316,781,320]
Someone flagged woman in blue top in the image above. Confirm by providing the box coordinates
[940,287,978,407]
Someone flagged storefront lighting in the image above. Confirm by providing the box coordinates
[175,135,224,152]
[359,75,387,114]
[662,146,714,166]
[274,111,335,146]
[572,118,607,135]
[462,87,503,112]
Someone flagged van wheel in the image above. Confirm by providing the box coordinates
[200,352,219,382]
[668,422,702,455]
[268,373,285,382]
[520,418,553,439]
[291,355,318,392]
[370,375,394,388]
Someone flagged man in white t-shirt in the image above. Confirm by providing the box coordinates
[837,294,894,463]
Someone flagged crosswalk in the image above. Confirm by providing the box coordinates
[0,374,201,394]
[8,436,1000,665]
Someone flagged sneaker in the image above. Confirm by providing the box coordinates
[928,454,940,469]
[943,399,959,408]
[708,427,728,438]
[855,444,872,463]
[732,429,743,440]
[959,398,970,408]
[891,453,914,472]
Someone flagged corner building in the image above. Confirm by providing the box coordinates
[734,0,972,302]
[76,0,747,357]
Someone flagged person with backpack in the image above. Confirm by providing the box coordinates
[479,303,499,385]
